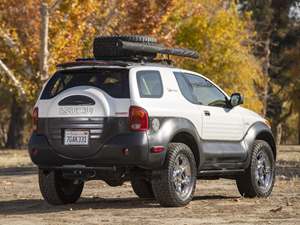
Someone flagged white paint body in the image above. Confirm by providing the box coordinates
[35,65,265,142]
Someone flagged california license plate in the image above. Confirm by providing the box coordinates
[64,130,89,145]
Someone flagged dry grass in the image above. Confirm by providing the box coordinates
[0,146,299,225]
[0,145,299,169]
[0,149,33,168]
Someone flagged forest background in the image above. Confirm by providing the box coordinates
[0,0,299,148]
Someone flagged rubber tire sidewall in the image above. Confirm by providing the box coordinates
[39,169,84,205]
[131,177,154,199]
[236,140,275,198]
[94,35,157,43]
[151,143,197,207]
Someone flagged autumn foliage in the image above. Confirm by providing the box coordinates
[0,0,299,147]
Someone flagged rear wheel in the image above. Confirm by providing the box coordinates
[151,143,197,207]
[236,140,275,198]
[131,177,154,199]
[39,169,84,205]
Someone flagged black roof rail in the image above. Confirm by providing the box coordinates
[57,59,174,69]
[57,60,130,69]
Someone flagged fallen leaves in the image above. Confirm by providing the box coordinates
[270,206,283,213]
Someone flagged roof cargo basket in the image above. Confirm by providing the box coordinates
[93,35,199,62]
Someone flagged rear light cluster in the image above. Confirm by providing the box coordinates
[32,107,38,132]
[129,106,149,131]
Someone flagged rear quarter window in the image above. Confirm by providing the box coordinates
[41,68,129,99]
[136,70,163,98]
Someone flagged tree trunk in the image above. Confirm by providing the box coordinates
[262,38,271,117]
[275,123,282,145]
[5,97,25,149]
[298,111,300,145]
[40,2,49,81]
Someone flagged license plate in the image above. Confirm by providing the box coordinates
[64,130,89,145]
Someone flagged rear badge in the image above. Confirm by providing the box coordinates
[152,118,160,132]
[59,106,94,115]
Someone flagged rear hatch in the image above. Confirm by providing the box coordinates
[36,68,130,159]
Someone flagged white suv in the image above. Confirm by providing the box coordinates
[28,36,276,207]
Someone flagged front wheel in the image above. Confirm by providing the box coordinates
[39,169,84,205]
[236,140,275,198]
[151,143,197,207]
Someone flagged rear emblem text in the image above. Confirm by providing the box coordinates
[59,106,94,115]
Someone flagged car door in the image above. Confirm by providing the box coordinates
[174,72,249,164]
[177,72,245,141]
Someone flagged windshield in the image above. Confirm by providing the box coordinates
[41,68,129,99]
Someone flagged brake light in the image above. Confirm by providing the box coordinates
[32,107,38,132]
[129,106,149,131]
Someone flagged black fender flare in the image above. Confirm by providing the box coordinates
[147,117,204,169]
[242,122,276,168]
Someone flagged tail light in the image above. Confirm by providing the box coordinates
[129,106,149,131]
[32,107,38,132]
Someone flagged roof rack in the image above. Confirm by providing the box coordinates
[92,36,199,64]
[57,36,199,69]
[57,58,174,70]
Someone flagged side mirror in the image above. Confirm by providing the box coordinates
[230,93,243,107]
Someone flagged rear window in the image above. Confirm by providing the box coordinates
[41,68,129,99]
[136,70,163,98]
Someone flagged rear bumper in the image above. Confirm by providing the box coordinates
[28,132,165,170]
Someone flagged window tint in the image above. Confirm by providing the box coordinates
[174,72,228,107]
[41,69,129,99]
[137,70,163,98]
[174,73,197,103]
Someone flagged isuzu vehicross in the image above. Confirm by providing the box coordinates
[29,35,276,207]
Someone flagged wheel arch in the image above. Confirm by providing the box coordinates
[244,122,277,163]
[147,117,203,170]
[170,130,201,169]
[255,130,277,160]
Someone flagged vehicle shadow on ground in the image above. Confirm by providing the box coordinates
[276,160,300,179]
[0,166,36,176]
[0,195,236,215]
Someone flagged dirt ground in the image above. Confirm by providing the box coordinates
[0,146,299,225]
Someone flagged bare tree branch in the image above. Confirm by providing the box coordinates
[39,2,49,80]
[278,103,294,124]
[0,31,16,49]
[0,60,26,98]
[49,0,63,14]
[0,29,34,77]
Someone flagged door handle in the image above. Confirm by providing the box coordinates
[204,110,210,116]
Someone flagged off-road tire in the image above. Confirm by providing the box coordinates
[105,179,124,187]
[39,169,84,205]
[93,35,157,59]
[131,177,154,199]
[151,143,197,207]
[94,35,157,44]
[236,140,275,198]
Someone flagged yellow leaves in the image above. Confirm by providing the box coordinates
[173,1,264,113]
[47,0,101,74]
[0,0,265,114]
